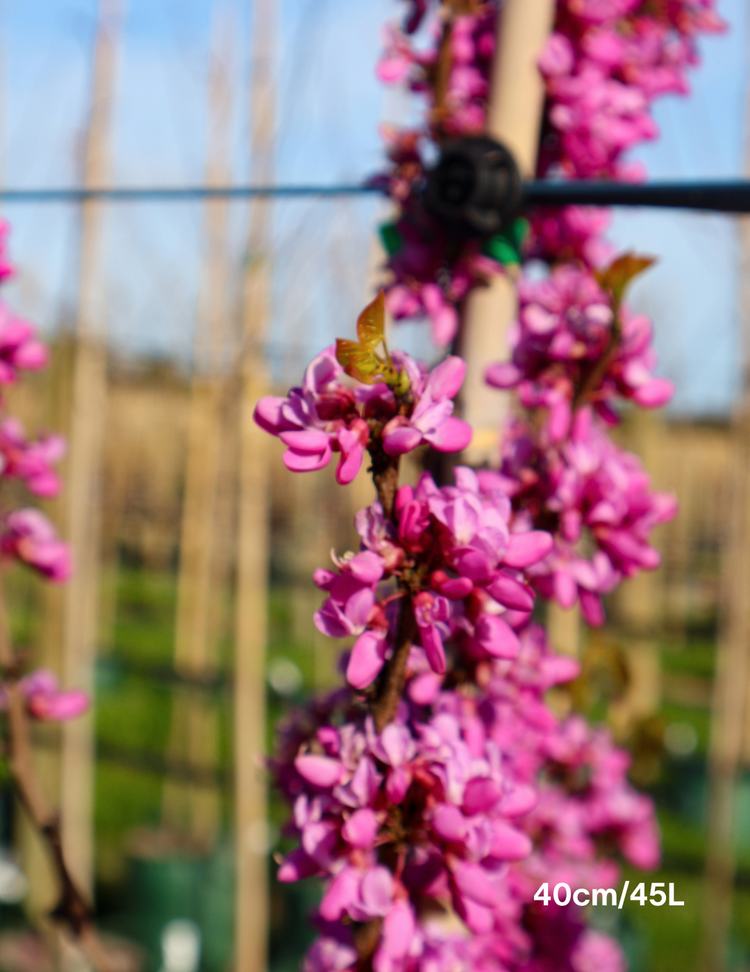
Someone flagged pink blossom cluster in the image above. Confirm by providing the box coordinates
[0,304,48,388]
[538,0,725,182]
[254,348,471,483]
[526,204,614,270]
[256,0,714,964]
[0,508,71,583]
[372,0,720,345]
[373,2,506,345]
[314,466,552,690]
[0,225,80,723]
[0,418,66,498]
[271,621,655,972]
[378,6,496,136]
[485,263,674,442]
[0,229,71,584]
[498,409,676,624]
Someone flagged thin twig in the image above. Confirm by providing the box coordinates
[365,428,421,733]
[372,597,417,733]
[572,314,622,411]
[0,581,118,972]
[431,11,455,128]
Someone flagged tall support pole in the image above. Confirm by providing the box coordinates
[610,412,664,740]
[458,2,577,659]
[700,224,750,972]
[60,0,124,898]
[234,0,276,967]
[164,7,234,847]
[460,0,555,464]
[0,18,61,924]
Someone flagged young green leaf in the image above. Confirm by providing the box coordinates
[335,339,381,384]
[336,292,410,392]
[595,253,655,307]
[357,291,386,348]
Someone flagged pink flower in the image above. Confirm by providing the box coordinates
[13,669,88,721]
[314,551,384,640]
[487,264,673,435]
[303,934,357,972]
[572,931,627,972]
[1,509,71,582]
[538,33,575,77]
[0,221,15,283]
[294,754,344,789]
[0,306,48,384]
[256,348,471,479]
[382,356,471,455]
[501,410,676,623]
[413,591,451,675]
[0,418,65,497]
[373,901,416,972]
[254,346,361,481]
[273,613,659,972]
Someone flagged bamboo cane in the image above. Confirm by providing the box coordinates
[60,0,124,898]
[234,0,276,967]
[163,7,234,848]
[701,221,750,972]
[460,0,556,465]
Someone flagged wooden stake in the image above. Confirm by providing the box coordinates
[60,0,124,899]
[163,7,234,848]
[234,0,276,967]
[21,344,75,927]
[458,0,583,686]
[610,412,664,739]
[460,0,556,464]
[700,220,750,972]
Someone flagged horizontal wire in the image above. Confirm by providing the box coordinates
[1,179,747,211]
[0,183,382,203]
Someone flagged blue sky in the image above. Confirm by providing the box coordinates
[610,0,749,416]
[0,0,745,415]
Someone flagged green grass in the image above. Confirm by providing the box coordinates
[96,677,173,753]
[109,567,179,666]
[609,866,750,972]
[660,638,716,680]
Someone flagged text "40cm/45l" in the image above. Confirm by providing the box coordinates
[534,881,684,908]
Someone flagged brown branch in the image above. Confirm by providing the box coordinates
[372,596,417,733]
[367,434,402,522]
[354,916,383,969]
[431,11,455,127]
[364,428,418,732]
[0,584,119,972]
[372,460,400,522]
[572,314,622,412]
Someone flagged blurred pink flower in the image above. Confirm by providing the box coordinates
[1,508,71,582]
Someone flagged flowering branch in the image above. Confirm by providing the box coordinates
[0,583,115,972]
[0,222,112,968]
[253,2,724,969]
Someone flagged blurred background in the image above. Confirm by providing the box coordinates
[0,1,748,970]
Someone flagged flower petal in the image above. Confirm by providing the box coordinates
[382,423,423,456]
[475,614,520,659]
[346,632,388,690]
[294,754,344,788]
[283,445,331,472]
[486,573,535,611]
[427,417,472,453]
[503,531,553,568]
